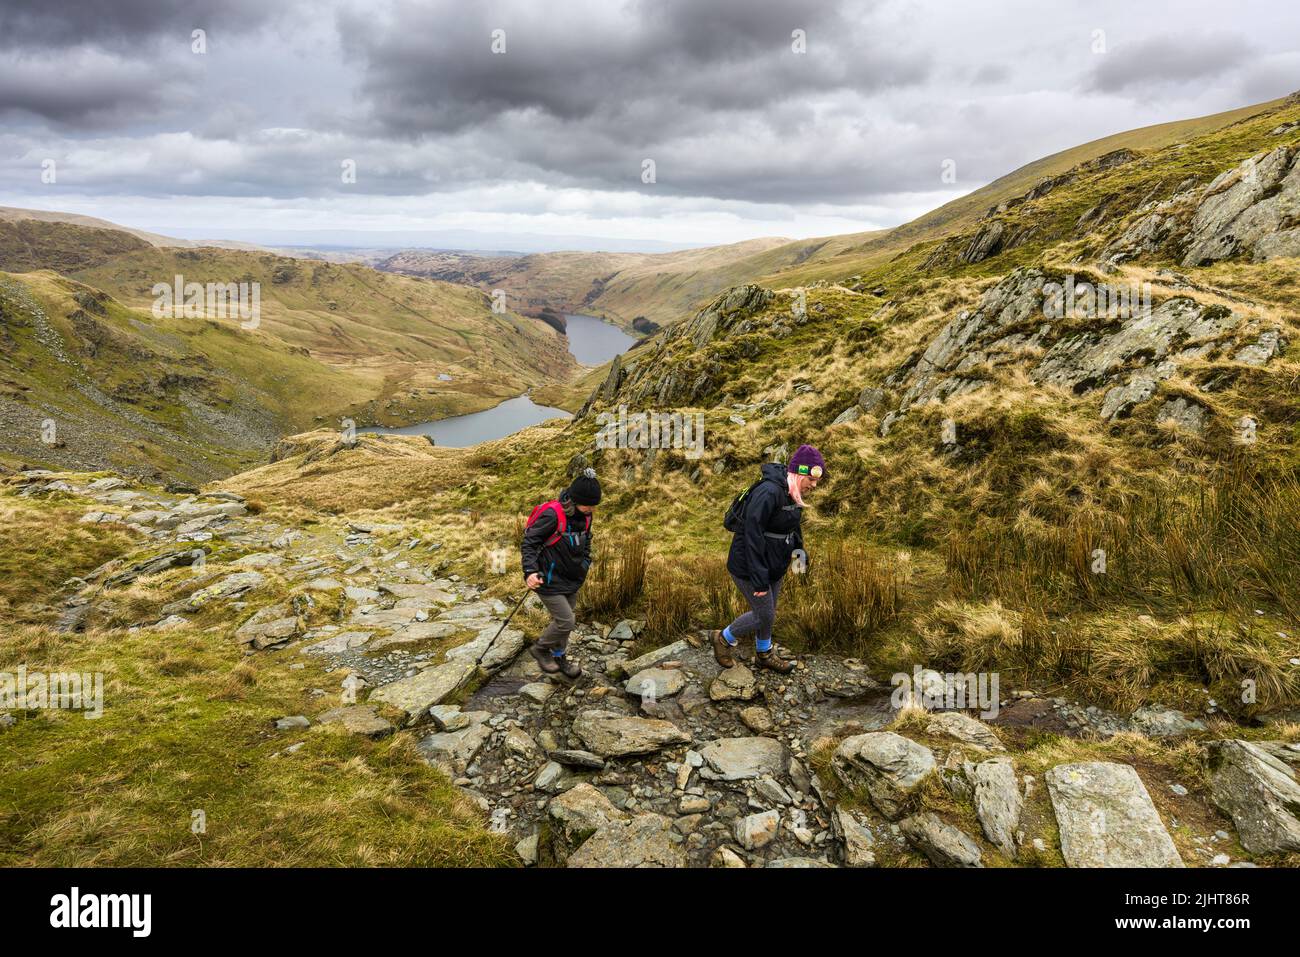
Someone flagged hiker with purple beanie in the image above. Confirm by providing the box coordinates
[522,468,601,680]
[712,445,825,673]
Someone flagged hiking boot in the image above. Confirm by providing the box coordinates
[553,656,582,680]
[711,630,736,668]
[756,646,795,673]
[530,644,561,674]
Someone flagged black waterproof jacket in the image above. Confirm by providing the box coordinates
[521,492,593,596]
[727,462,804,594]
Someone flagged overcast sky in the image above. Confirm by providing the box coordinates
[1,0,1297,250]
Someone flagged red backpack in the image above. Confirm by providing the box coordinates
[526,500,589,546]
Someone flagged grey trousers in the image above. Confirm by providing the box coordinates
[725,574,782,646]
[536,591,578,655]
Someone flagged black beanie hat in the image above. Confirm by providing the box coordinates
[567,467,602,506]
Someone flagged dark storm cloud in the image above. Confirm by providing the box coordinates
[0,0,279,50]
[330,0,936,200]
[339,0,931,134]
[1085,32,1256,93]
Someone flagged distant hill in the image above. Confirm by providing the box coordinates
[0,232,575,480]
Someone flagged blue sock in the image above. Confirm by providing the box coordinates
[756,636,773,653]
[552,649,566,657]
[722,626,737,646]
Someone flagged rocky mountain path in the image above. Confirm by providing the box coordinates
[10,469,1300,867]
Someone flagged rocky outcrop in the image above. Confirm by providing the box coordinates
[832,732,936,819]
[878,267,1283,432]
[899,812,983,867]
[1104,146,1300,267]
[572,710,693,757]
[969,757,1022,859]
[1207,739,1300,855]
[577,284,779,415]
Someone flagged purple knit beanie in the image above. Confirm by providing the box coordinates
[788,444,825,479]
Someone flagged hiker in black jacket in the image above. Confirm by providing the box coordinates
[712,445,825,673]
[521,468,601,679]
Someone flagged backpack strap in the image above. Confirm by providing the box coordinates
[530,500,566,547]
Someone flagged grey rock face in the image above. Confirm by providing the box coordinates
[1182,146,1300,266]
[832,732,936,819]
[833,807,877,866]
[969,757,1022,859]
[572,709,692,757]
[899,812,983,867]
[1130,704,1207,738]
[568,813,686,867]
[1046,762,1183,867]
[698,736,787,781]
[880,266,1273,430]
[1207,740,1300,855]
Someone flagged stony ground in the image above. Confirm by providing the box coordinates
[7,468,1300,868]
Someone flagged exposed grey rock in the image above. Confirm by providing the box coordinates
[698,736,787,781]
[960,219,1006,264]
[830,406,862,426]
[315,705,393,739]
[369,658,478,725]
[1207,739,1300,855]
[834,807,877,866]
[619,640,691,677]
[550,749,606,770]
[899,812,983,867]
[970,757,1022,858]
[1183,146,1300,266]
[625,667,686,699]
[1155,397,1207,435]
[925,711,1005,751]
[568,813,686,867]
[1046,761,1183,867]
[709,663,758,702]
[547,782,628,847]
[832,732,936,820]
[572,709,692,757]
[734,809,780,850]
[417,722,492,774]
[881,267,1264,427]
[766,857,835,867]
[1130,705,1207,738]
[1234,328,1285,365]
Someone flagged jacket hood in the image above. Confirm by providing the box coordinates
[760,461,790,486]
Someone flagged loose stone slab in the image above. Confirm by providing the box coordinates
[370,658,478,725]
[698,736,786,781]
[1046,761,1183,867]
[572,710,692,757]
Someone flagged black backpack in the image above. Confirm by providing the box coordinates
[723,478,765,533]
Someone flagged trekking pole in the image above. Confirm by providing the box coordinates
[489,590,530,644]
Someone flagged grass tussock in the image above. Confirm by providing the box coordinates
[579,531,647,617]
[776,541,907,653]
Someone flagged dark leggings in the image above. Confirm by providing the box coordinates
[725,573,782,645]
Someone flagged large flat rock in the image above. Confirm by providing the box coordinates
[369,658,477,725]
[698,736,786,781]
[1046,761,1183,867]
[572,710,691,757]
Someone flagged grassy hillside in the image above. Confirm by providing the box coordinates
[0,239,576,479]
